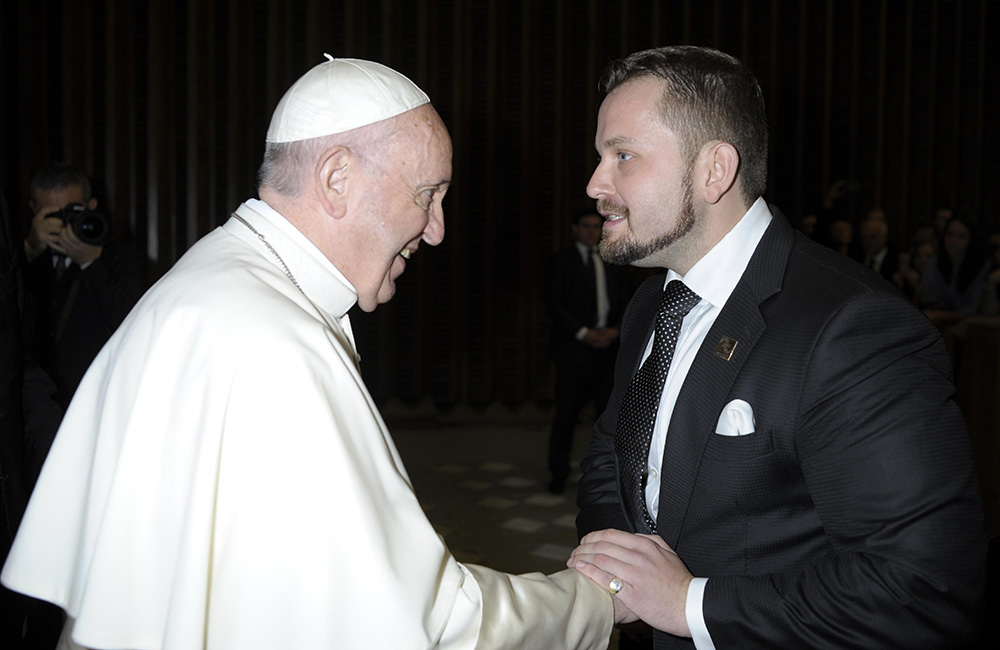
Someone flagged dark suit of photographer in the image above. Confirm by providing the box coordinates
[23,164,146,414]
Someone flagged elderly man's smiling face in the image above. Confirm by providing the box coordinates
[353,105,452,311]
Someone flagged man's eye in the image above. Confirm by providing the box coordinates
[618,152,633,162]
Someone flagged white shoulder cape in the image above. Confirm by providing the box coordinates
[2,201,610,650]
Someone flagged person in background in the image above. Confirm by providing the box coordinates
[920,213,991,316]
[933,207,954,239]
[22,163,146,413]
[825,216,854,256]
[896,237,938,307]
[545,207,632,494]
[854,217,899,285]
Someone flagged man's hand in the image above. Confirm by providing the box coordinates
[609,591,639,625]
[53,225,103,266]
[569,529,693,638]
[581,327,620,349]
[25,206,64,262]
[597,327,619,346]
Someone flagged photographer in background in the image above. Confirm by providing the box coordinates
[22,163,146,422]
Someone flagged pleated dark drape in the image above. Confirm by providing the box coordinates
[2,0,997,408]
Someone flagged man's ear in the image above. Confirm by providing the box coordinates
[698,141,739,205]
[316,145,353,219]
[87,197,98,210]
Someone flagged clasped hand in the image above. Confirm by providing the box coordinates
[582,327,619,349]
[568,529,693,638]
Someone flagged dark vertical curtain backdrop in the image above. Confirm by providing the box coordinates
[2,0,997,409]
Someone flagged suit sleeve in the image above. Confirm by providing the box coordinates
[576,276,662,538]
[703,292,986,648]
[576,400,628,538]
[545,252,588,338]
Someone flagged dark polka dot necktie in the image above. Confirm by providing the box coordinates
[615,279,701,533]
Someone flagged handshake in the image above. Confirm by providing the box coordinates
[581,327,620,350]
[569,529,693,638]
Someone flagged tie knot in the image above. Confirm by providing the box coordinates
[658,280,700,319]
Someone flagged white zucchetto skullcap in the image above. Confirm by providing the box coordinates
[266,54,431,143]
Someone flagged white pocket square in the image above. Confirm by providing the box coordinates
[715,399,755,436]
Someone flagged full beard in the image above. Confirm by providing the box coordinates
[598,172,696,266]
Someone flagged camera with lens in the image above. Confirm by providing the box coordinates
[53,202,112,246]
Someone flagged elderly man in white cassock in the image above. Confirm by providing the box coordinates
[1,57,615,650]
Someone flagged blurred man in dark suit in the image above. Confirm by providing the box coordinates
[854,214,899,285]
[545,208,632,494]
[22,163,145,412]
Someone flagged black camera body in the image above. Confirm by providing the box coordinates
[54,202,112,246]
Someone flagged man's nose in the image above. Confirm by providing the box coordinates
[422,206,445,246]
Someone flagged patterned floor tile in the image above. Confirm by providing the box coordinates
[502,517,547,533]
[523,493,567,507]
[480,462,516,473]
[478,497,518,509]
[531,542,575,562]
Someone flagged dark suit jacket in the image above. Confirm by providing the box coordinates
[24,243,146,409]
[577,206,985,649]
[853,243,901,286]
[545,244,631,359]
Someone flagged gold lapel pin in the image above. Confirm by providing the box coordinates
[714,336,738,361]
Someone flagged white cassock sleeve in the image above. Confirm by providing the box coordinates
[206,333,612,649]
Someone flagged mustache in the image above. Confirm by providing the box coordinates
[597,199,629,219]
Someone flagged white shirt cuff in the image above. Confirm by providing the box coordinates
[574,327,589,341]
[686,577,717,650]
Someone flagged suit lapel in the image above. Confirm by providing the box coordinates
[618,276,664,377]
[569,248,598,321]
[656,209,794,548]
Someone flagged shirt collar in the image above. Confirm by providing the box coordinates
[667,196,772,309]
[231,199,359,318]
[575,240,596,261]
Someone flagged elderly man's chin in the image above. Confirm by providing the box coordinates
[363,259,405,311]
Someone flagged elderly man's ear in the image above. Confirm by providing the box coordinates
[316,146,352,219]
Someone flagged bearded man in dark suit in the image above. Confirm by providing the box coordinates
[570,46,985,649]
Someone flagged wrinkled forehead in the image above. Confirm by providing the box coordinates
[407,105,452,151]
[397,105,453,173]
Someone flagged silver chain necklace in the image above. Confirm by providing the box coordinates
[232,214,301,291]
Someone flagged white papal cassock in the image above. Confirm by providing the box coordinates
[2,199,612,650]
